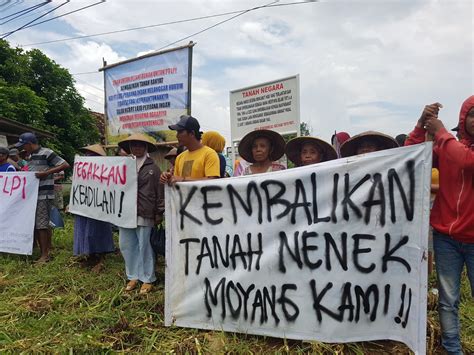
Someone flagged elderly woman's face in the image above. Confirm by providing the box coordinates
[252,137,272,163]
[356,139,379,155]
[300,142,322,166]
[130,141,147,157]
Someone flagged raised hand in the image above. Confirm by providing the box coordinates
[417,102,443,128]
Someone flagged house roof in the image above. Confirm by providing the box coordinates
[0,116,54,145]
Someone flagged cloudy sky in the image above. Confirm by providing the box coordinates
[2,0,473,144]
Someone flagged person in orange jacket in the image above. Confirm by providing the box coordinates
[405,96,474,354]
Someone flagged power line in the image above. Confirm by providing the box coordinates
[76,86,104,101]
[0,0,105,35]
[22,9,253,46]
[71,71,100,76]
[0,1,49,22]
[74,77,103,92]
[1,2,68,25]
[22,1,315,47]
[82,96,104,106]
[1,0,22,12]
[75,88,104,105]
[156,0,280,52]
[1,3,46,25]
[1,0,69,39]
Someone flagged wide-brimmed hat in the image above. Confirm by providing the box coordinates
[285,137,337,165]
[118,133,157,153]
[340,131,398,158]
[238,129,285,163]
[79,144,107,157]
[164,147,178,159]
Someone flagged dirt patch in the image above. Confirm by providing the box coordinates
[102,315,142,350]
[25,298,53,314]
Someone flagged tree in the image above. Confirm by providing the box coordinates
[0,82,47,127]
[300,121,311,136]
[0,40,99,165]
[281,122,312,145]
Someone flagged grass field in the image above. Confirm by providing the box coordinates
[1,217,473,353]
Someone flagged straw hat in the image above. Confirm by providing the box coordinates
[340,131,399,158]
[238,129,285,163]
[285,137,337,166]
[164,147,178,159]
[79,144,107,157]
[118,133,157,153]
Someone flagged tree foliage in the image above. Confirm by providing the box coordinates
[0,40,99,164]
[300,121,311,136]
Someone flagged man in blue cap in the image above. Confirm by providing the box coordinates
[160,115,220,184]
[15,132,70,263]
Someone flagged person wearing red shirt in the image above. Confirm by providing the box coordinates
[405,96,474,354]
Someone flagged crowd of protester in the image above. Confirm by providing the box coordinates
[1,95,473,354]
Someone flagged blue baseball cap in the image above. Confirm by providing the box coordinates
[168,115,200,131]
[15,132,38,147]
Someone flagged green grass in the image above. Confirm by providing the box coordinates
[1,217,473,353]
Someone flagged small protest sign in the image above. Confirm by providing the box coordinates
[0,172,39,255]
[69,156,138,228]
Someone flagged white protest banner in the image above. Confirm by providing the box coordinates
[103,44,192,141]
[229,75,300,142]
[69,156,138,228]
[165,143,432,354]
[0,172,38,255]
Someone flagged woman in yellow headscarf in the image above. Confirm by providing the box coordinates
[202,131,226,177]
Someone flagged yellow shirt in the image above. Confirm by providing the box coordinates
[431,168,439,199]
[431,168,439,186]
[174,145,220,178]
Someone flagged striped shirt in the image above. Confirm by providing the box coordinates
[28,147,66,200]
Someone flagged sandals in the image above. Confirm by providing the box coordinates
[34,255,51,265]
[124,281,153,294]
[124,280,138,291]
[91,262,104,274]
[139,283,153,294]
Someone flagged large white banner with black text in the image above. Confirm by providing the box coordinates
[165,143,432,354]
